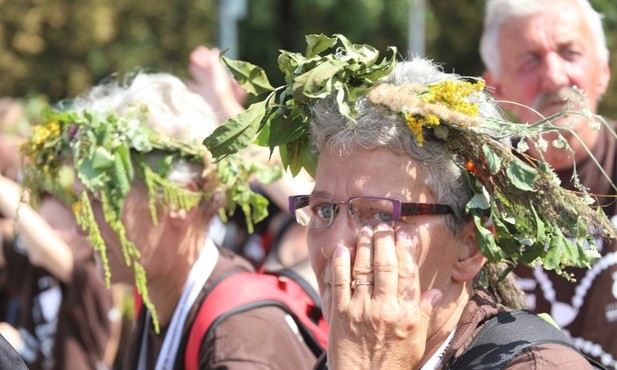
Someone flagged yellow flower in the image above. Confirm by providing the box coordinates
[72,200,82,215]
[405,113,441,146]
[423,80,483,117]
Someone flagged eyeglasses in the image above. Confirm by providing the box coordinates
[288,194,454,228]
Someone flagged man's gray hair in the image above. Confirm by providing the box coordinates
[480,0,609,76]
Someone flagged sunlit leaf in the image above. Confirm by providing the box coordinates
[221,55,275,96]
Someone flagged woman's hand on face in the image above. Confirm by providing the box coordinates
[327,223,443,370]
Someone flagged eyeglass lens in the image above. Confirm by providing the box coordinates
[292,195,396,228]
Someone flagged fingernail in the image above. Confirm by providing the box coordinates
[360,225,373,234]
[396,230,410,241]
[432,291,443,306]
[334,246,346,257]
[375,223,390,231]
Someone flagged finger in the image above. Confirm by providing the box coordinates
[352,226,373,281]
[372,222,398,299]
[332,245,352,308]
[395,229,417,299]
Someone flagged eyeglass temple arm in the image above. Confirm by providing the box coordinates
[401,203,454,216]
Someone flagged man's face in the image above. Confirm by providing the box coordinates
[485,2,610,124]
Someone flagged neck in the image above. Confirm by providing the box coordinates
[147,227,207,327]
[420,283,470,367]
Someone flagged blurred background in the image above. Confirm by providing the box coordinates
[1,0,616,116]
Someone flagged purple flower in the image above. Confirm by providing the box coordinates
[69,125,78,140]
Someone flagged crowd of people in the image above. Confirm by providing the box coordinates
[0,0,615,369]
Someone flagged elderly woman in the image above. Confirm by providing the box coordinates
[20,73,318,369]
[206,35,614,369]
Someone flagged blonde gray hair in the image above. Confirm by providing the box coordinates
[310,58,504,233]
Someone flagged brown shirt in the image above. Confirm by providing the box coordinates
[514,120,617,368]
[124,247,317,370]
[441,289,592,369]
[2,236,112,370]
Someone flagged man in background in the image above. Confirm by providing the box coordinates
[480,0,617,367]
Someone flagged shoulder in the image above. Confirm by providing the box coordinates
[201,306,316,369]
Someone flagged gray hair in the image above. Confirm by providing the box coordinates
[310,58,504,234]
[480,0,609,76]
[70,72,218,190]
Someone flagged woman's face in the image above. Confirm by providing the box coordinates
[308,147,464,322]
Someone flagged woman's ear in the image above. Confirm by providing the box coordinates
[451,220,489,283]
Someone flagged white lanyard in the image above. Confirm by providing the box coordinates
[137,238,219,370]
[420,328,456,370]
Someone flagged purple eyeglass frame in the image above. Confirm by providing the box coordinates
[288,194,454,227]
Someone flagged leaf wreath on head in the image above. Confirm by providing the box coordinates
[205,33,617,282]
[20,105,278,333]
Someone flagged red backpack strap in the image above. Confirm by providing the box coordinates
[184,271,328,370]
[133,287,143,320]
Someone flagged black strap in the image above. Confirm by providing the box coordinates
[449,310,607,369]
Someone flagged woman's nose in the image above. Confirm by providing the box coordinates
[319,207,358,259]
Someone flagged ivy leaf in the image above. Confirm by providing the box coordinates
[506,159,537,191]
[204,98,269,158]
[220,55,275,96]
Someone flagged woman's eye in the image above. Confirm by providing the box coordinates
[315,205,333,219]
[377,211,393,222]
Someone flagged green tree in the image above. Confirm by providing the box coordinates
[0,0,217,100]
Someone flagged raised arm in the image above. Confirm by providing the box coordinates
[0,175,73,283]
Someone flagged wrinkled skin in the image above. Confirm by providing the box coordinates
[484,0,611,170]
[308,147,484,369]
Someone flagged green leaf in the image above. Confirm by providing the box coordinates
[298,139,317,178]
[529,203,546,244]
[433,125,449,141]
[363,46,398,80]
[266,108,308,147]
[77,159,107,190]
[544,227,567,270]
[221,55,275,96]
[113,154,131,197]
[506,159,537,191]
[278,50,305,78]
[204,99,268,158]
[305,34,337,57]
[285,140,304,176]
[91,147,115,170]
[482,144,501,174]
[467,192,490,210]
[116,144,134,181]
[474,215,503,262]
[292,59,348,100]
